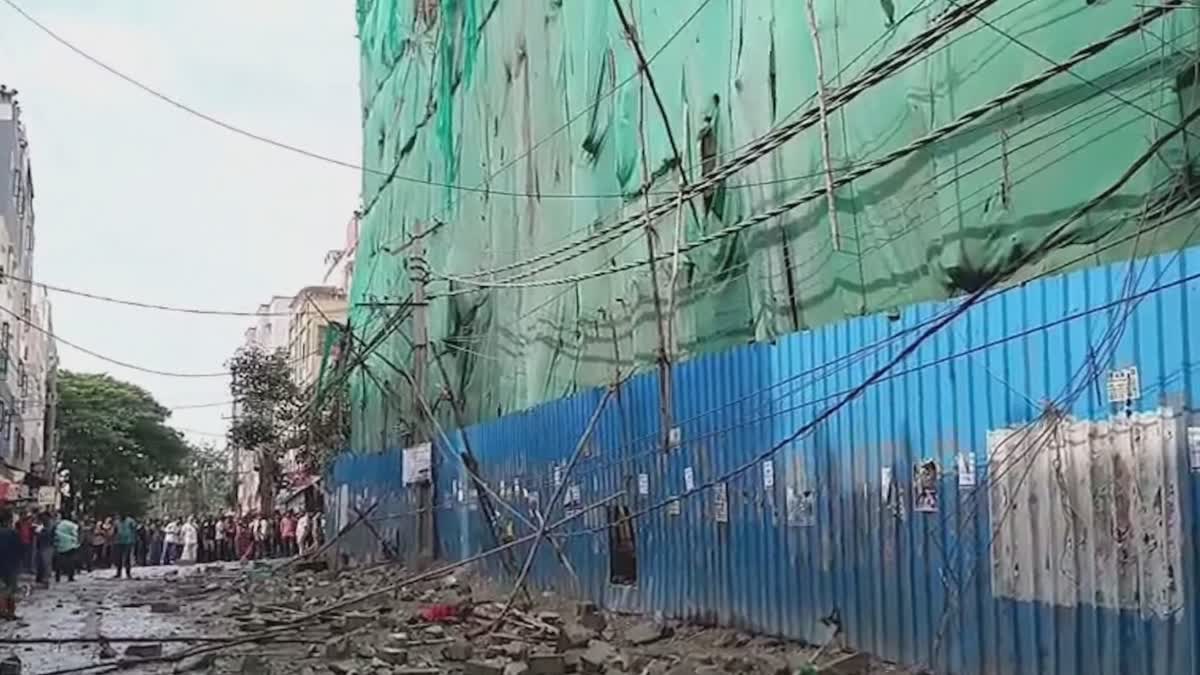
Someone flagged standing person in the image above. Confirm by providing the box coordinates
[214,516,227,562]
[162,519,180,565]
[113,513,136,579]
[180,517,198,564]
[135,520,150,567]
[236,517,253,561]
[313,511,324,547]
[34,511,54,587]
[148,521,163,567]
[0,508,22,619]
[90,520,105,570]
[16,511,34,575]
[253,514,268,559]
[78,520,93,572]
[279,510,296,557]
[202,517,216,563]
[100,517,115,569]
[296,511,311,556]
[54,512,80,583]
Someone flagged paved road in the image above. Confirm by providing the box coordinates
[0,565,219,675]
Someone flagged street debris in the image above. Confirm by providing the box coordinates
[1,554,896,675]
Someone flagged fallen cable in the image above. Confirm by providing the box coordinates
[33,491,625,675]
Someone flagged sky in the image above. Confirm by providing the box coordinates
[0,1,362,446]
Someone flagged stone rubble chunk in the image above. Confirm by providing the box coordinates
[442,640,475,662]
[526,654,567,675]
[379,648,409,666]
[556,624,595,652]
[124,644,164,659]
[623,622,671,646]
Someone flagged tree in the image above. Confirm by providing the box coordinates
[150,444,234,517]
[228,344,349,514]
[56,371,190,517]
[228,346,301,515]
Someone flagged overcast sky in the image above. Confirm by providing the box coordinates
[0,1,361,446]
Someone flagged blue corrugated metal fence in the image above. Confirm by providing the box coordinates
[329,245,1200,675]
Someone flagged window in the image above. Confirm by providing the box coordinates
[18,360,27,396]
[606,504,638,585]
[0,322,10,377]
[21,292,30,319]
[14,430,24,461]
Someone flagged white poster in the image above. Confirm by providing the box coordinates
[713,483,729,523]
[683,466,695,492]
[637,473,649,496]
[762,460,775,489]
[1189,427,1200,472]
[402,442,432,484]
[957,452,977,487]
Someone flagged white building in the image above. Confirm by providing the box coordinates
[0,85,56,497]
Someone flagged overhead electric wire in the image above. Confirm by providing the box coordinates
[0,272,292,317]
[0,0,723,203]
[431,2,1184,295]
[376,0,958,259]
[431,0,1003,283]
[0,304,229,378]
[948,0,1180,128]
[458,38,1185,353]
[555,73,1200,539]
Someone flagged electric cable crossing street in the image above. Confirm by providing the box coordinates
[0,3,1195,675]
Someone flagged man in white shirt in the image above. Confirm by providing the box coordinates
[295,512,310,556]
[162,520,180,565]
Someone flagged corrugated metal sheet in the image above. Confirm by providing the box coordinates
[331,243,1200,674]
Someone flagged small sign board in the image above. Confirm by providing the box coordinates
[402,442,432,484]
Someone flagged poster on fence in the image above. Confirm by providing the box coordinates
[403,442,432,484]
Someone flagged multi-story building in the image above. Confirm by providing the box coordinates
[287,285,347,392]
[0,85,56,500]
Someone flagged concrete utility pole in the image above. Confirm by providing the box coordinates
[410,220,434,559]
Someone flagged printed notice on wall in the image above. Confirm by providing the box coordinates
[1189,427,1200,472]
[713,483,729,523]
[881,466,893,502]
[786,487,815,527]
[762,460,775,489]
[668,427,681,449]
[667,498,681,517]
[958,452,976,487]
[638,473,650,496]
[553,464,563,487]
[683,466,695,492]
[402,442,432,484]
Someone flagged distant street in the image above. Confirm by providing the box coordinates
[0,565,226,675]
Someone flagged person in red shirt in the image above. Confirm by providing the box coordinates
[16,510,35,575]
[279,510,297,557]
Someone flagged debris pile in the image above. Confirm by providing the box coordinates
[197,563,891,675]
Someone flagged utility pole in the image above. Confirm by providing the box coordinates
[410,220,434,559]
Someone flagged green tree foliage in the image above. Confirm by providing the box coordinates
[150,444,234,517]
[228,345,349,513]
[228,346,300,514]
[56,371,190,517]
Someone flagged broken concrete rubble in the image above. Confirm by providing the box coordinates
[555,623,595,651]
[124,644,164,659]
[442,640,474,662]
[623,621,671,646]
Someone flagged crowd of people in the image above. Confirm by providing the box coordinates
[0,507,325,620]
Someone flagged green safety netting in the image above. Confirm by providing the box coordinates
[346,0,1200,451]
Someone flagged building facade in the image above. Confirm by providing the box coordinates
[335,2,1200,674]
[0,85,56,499]
[287,285,347,391]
